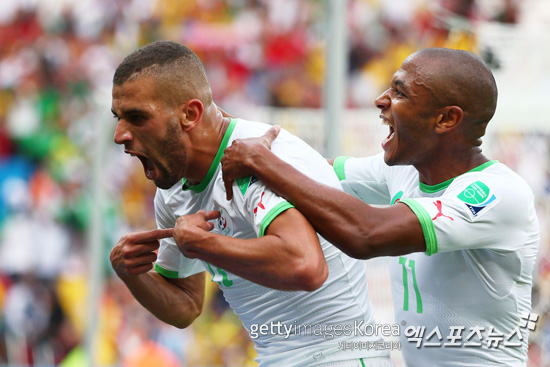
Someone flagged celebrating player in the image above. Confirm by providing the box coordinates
[109,41,394,367]
[221,48,540,366]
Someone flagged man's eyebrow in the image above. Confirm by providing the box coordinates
[112,107,148,116]
[394,79,408,92]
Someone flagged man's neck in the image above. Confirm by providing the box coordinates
[416,149,489,186]
[185,117,232,187]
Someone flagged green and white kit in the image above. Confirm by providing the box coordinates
[334,153,539,367]
[155,119,391,367]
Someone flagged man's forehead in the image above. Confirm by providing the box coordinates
[391,66,414,88]
[392,67,406,81]
[111,93,155,115]
[399,54,434,79]
[112,78,158,106]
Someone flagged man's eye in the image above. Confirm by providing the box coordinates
[112,114,120,121]
[129,115,146,123]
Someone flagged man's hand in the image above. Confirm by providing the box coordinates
[221,125,281,200]
[173,210,220,259]
[110,228,174,278]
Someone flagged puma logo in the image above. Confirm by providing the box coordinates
[254,192,266,215]
[432,200,454,221]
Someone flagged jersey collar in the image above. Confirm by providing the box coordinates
[181,118,237,193]
[419,160,499,193]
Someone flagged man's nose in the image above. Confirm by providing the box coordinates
[113,121,132,145]
[374,89,390,110]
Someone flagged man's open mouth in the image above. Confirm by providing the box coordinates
[380,118,395,148]
[126,151,157,180]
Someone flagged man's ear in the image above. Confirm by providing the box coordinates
[180,99,204,132]
[434,106,463,134]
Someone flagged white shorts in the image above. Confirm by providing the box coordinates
[311,357,395,367]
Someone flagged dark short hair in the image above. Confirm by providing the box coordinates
[113,41,205,85]
[412,48,498,125]
[113,41,212,106]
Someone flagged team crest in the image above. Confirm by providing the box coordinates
[457,181,499,220]
[215,208,234,236]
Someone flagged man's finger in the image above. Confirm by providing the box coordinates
[128,241,162,254]
[190,210,220,231]
[124,251,158,265]
[264,125,281,147]
[223,169,234,201]
[203,210,221,221]
[131,228,174,242]
[128,263,154,276]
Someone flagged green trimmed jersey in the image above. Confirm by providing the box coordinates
[334,153,539,367]
[155,120,390,366]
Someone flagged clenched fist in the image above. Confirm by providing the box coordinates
[110,228,174,277]
[173,210,220,258]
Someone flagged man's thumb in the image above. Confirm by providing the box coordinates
[264,125,281,146]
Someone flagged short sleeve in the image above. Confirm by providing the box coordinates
[234,179,294,237]
[399,177,538,255]
[153,190,205,278]
[333,153,391,205]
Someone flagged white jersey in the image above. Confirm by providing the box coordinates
[334,153,539,367]
[154,119,391,367]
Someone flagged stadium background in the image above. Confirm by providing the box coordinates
[0,0,548,366]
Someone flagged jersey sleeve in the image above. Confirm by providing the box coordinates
[399,176,538,255]
[153,190,205,278]
[233,178,294,237]
[332,153,391,205]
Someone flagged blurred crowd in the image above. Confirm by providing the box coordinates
[0,0,548,366]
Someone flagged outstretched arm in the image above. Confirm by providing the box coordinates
[173,209,328,291]
[110,228,205,328]
[220,126,425,259]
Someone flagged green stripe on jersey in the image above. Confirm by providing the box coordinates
[333,156,351,181]
[182,118,237,193]
[400,199,438,255]
[155,263,179,278]
[419,160,499,193]
[419,177,455,193]
[259,201,295,237]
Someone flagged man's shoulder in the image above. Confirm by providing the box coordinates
[449,162,534,200]
[341,154,417,174]
[230,118,273,140]
[231,118,313,151]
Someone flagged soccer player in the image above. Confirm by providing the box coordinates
[109,41,394,367]
[220,48,540,366]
